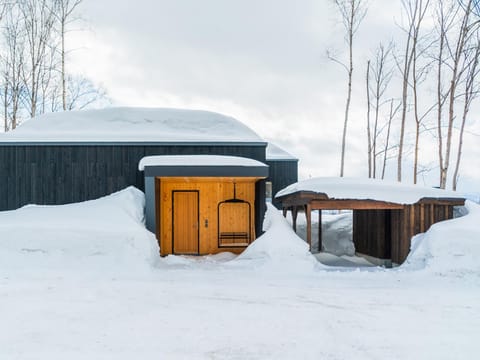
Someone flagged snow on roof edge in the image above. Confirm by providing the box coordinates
[266,142,298,161]
[138,155,268,171]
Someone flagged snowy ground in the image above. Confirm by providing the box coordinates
[1,187,479,359]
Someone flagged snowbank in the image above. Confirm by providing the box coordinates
[0,187,158,275]
[231,203,319,271]
[0,107,264,143]
[276,177,463,205]
[402,201,480,276]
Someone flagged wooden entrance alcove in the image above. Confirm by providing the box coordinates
[140,155,269,256]
[276,191,465,264]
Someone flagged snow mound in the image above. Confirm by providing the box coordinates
[0,187,158,275]
[276,177,463,205]
[0,107,264,143]
[402,201,480,277]
[231,203,319,271]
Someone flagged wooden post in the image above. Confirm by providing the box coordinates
[305,204,312,250]
[318,209,322,252]
[292,206,298,232]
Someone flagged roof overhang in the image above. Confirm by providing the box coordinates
[139,155,269,178]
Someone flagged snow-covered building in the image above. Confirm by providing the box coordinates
[0,107,297,256]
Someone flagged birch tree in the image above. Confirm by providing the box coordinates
[366,43,393,178]
[396,0,430,182]
[19,0,56,117]
[53,0,82,111]
[330,0,367,177]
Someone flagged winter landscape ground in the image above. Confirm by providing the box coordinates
[0,187,479,359]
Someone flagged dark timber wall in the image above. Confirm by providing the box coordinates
[266,159,298,208]
[0,143,266,211]
[353,204,456,264]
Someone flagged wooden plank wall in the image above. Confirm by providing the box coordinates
[0,144,266,210]
[157,177,256,256]
[354,205,456,264]
[353,210,391,259]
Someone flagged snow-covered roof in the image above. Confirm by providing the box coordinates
[266,143,298,161]
[275,177,465,205]
[0,107,265,144]
[138,155,268,171]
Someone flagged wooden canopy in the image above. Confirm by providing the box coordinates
[277,191,465,264]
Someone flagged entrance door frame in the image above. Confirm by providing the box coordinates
[172,190,200,255]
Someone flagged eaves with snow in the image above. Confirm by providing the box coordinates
[0,107,265,144]
[275,177,465,205]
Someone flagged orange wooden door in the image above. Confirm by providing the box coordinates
[172,191,199,254]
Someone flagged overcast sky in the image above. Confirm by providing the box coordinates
[68,0,479,192]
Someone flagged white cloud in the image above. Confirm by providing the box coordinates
[64,0,479,192]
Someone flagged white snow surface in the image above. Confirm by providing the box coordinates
[0,107,265,143]
[138,155,268,171]
[1,189,479,359]
[0,187,158,275]
[266,142,298,160]
[276,176,464,204]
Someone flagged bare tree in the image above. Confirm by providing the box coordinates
[2,3,26,131]
[53,0,82,111]
[65,75,108,110]
[19,0,56,117]
[330,0,367,177]
[396,0,430,182]
[381,99,401,180]
[439,0,476,189]
[367,43,393,178]
[433,0,456,189]
[366,60,372,177]
[452,32,480,190]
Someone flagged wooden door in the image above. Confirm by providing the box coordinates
[172,191,199,254]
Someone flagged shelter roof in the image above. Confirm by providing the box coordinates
[276,177,465,206]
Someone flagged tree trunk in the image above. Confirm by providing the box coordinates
[366,60,372,178]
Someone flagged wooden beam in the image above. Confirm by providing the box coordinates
[318,210,322,252]
[292,206,298,232]
[305,204,312,250]
[310,199,404,210]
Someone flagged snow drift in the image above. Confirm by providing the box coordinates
[0,187,158,275]
[231,203,319,271]
[402,201,480,276]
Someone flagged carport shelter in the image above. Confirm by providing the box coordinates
[275,177,465,264]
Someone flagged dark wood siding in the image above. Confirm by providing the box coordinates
[0,144,266,210]
[354,204,457,264]
[353,210,391,259]
[266,160,298,208]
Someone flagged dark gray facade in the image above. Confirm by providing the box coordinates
[0,143,266,211]
[266,159,298,208]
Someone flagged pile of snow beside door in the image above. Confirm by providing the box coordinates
[0,186,158,275]
[232,203,320,271]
